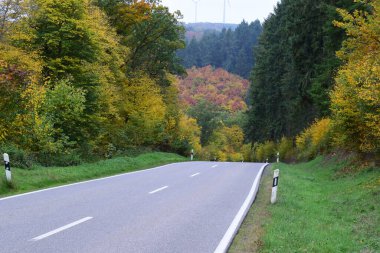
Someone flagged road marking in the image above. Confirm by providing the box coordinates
[212,165,218,168]
[30,217,93,242]
[214,163,268,253]
[190,172,200,177]
[0,163,181,202]
[149,186,168,194]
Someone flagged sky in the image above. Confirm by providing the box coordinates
[161,0,280,24]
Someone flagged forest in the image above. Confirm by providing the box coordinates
[0,0,198,167]
[0,0,379,166]
[178,20,262,79]
[176,66,250,161]
[246,0,379,163]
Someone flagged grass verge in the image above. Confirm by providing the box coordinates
[0,152,186,198]
[230,157,380,253]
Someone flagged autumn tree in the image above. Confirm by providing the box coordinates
[204,125,244,161]
[331,0,380,156]
[97,0,185,86]
[121,74,166,146]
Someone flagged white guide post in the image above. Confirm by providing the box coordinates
[277,152,280,163]
[271,169,279,204]
[190,149,194,161]
[4,153,11,182]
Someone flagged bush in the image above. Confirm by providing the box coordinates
[296,118,332,160]
[0,144,34,169]
[278,137,295,162]
[241,144,253,162]
[35,151,82,167]
[253,141,276,162]
[228,152,243,162]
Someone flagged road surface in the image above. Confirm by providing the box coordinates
[0,161,266,253]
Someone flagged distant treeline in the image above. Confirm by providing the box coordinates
[178,20,262,79]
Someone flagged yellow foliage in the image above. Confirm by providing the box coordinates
[217,151,227,162]
[252,141,276,162]
[208,125,244,152]
[278,136,295,162]
[241,144,253,162]
[85,2,125,122]
[178,115,202,154]
[122,75,166,145]
[331,1,380,154]
[296,118,332,159]
[228,152,243,162]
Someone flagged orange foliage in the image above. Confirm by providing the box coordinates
[177,66,249,112]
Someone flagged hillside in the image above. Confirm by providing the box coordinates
[184,22,238,41]
[178,20,262,79]
[177,66,249,112]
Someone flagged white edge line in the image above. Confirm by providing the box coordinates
[214,163,269,253]
[149,186,168,194]
[0,162,184,202]
[190,172,200,177]
[30,217,93,242]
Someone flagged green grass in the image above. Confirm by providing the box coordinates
[0,152,186,198]
[230,157,380,253]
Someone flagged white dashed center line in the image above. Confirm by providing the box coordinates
[212,165,218,168]
[149,186,168,194]
[30,217,93,242]
[190,172,200,178]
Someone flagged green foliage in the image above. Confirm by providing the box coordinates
[246,0,361,143]
[0,144,34,169]
[178,20,262,79]
[98,0,185,86]
[187,99,227,145]
[44,79,86,143]
[29,0,97,82]
[0,0,187,165]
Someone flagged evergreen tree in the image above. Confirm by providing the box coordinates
[178,20,262,79]
[246,0,361,143]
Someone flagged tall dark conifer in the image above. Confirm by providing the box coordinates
[246,0,360,143]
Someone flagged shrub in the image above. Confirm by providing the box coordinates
[0,144,34,169]
[228,152,243,162]
[296,118,332,160]
[253,141,276,162]
[278,137,295,162]
[36,151,82,167]
[241,144,253,162]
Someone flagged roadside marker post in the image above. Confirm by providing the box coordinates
[190,149,194,161]
[3,153,11,182]
[277,152,280,163]
[271,169,279,204]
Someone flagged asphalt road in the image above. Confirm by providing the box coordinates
[0,161,266,253]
